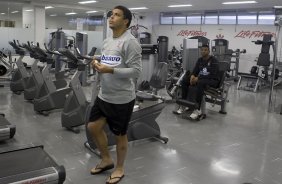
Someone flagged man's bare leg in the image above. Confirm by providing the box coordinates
[107,135,128,183]
[88,117,114,173]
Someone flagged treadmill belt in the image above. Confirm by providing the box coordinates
[0,147,57,178]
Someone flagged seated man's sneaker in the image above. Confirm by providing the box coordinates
[173,106,183,115]
[190,109,202,120]
[173,106,189,115]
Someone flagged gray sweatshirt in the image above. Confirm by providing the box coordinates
[98,30,142,104]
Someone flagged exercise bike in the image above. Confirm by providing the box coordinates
[59,47,96,133]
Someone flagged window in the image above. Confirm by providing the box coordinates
[173,16,186,24]
[88,16,104,25]
[237,11,257,24]
[160,13,172,24]
[219,11,236,24]
[204,11,218,24]
[0,20,15,27]
[159,8,274,25]
[187,14,202,24]
[258,11,275,25]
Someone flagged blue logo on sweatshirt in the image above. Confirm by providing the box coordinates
[101,55,122,67]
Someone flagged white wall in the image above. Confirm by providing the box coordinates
[151,24,278,73]
[0,27,34,51]
[34,6,46,47]
[46,16,104,31]
[46,16,76,30]
[96,12,281,73]
[128,12,159,43]
[22,6,34,29]
[135,13,281,73]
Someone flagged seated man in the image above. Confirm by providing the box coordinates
[173,45,220,119]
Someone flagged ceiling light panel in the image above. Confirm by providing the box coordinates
[168,5,192,8]
[78,1,97,4]
[45,6,54,9]
[65,12,77,15]
[222,1,257,5]
[86,11,98,13]
[129,7,148,10]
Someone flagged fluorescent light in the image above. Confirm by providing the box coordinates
[11,11,19,14]
[78,1,97,4]
[168,4,192,8]
[129,7,148,10]
[86,10,97,13]
[274,6,282,8]
[65,12,77,15]
[50,14,57,17]
[222,1,257,5]
[1,13,5,15]
[45,6,54,9]
[25,9,33,12]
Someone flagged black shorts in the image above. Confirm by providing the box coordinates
[88,97,135,136]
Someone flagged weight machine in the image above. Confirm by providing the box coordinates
[237,34,277,92]
[211,39,246,82]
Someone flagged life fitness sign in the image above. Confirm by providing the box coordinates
[177,30,207,37]
[176,29,276,39]
[234,30,276,39]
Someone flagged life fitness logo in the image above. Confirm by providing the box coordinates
[101,55,122,67]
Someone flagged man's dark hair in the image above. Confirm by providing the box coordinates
[113,5,132,28]
[201,44,210,50]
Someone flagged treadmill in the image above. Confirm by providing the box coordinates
[0,113,16,142]
[0,144,66,184]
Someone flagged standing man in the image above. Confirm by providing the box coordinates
[87,5,142,184]
[174,45,220,119]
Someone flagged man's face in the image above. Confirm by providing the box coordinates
[108,9,128,30]
[201,47,210,57]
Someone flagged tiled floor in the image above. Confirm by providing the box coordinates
[0,83,282,184]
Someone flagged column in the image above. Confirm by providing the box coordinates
[22,6,34,29]
[34,6,45,47]
[22,6,45,46]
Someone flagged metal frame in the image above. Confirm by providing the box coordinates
[268,6,282,112]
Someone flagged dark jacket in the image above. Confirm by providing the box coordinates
[192,56,220,81]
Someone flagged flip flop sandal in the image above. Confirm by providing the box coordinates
[106,174,124,184]
[90,163,114,175]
